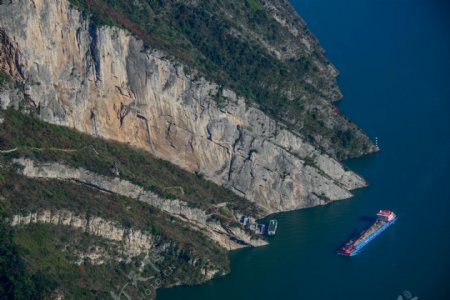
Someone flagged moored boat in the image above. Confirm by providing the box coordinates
[267,219,278,236]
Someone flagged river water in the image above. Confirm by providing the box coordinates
[158,0,450,299]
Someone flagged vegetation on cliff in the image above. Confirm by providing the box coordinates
[0,173,229,298]
[68,0,375,159]
[0,69,11,86]
[0,207,57,299]
[0,0,376,297]
[0,109,259,215]
[0,109,261,298]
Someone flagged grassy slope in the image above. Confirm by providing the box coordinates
[0,109,259,216]
[67,0,373,159]
[0,159,229,299]
[0,108,266,298]
[0,171,229,298]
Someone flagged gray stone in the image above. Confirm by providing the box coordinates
[1,0,366,215]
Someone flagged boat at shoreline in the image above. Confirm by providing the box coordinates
[239,216,278,236]
[267,219,278,236]
[338,210,397,256]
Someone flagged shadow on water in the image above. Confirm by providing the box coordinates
[359,215,376,223]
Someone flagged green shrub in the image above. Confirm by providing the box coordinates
[65,0,371,159]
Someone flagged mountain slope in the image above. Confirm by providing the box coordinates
[0,108,264,298]
[0,0,376,298]
[0,0,371,213]
[68,0,375,159]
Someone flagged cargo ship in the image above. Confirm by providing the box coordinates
[338,210,397,256]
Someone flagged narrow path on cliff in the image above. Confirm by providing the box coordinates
[0,145,98,155]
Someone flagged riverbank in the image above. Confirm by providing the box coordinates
[158,0,450,299]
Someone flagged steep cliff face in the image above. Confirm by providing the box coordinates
[0,0,367,213]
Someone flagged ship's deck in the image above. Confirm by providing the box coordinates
[353,220,386,245]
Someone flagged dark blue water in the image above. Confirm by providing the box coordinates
[158,0,450,299]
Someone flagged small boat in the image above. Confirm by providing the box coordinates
[267,219,278,236]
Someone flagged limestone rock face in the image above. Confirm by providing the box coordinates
[15,158,207,224]
[10,209,156,258]
[0,0,366,214]
[14,158,268,250]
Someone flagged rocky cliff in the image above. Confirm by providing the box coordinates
[0,0,369,214]
[9,209,224,280]
[13,158,268,250]
[10,209,157,260]
[0,147,238,298]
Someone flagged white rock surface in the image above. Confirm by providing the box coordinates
[0,0,366,213]
[14,158,267,250]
